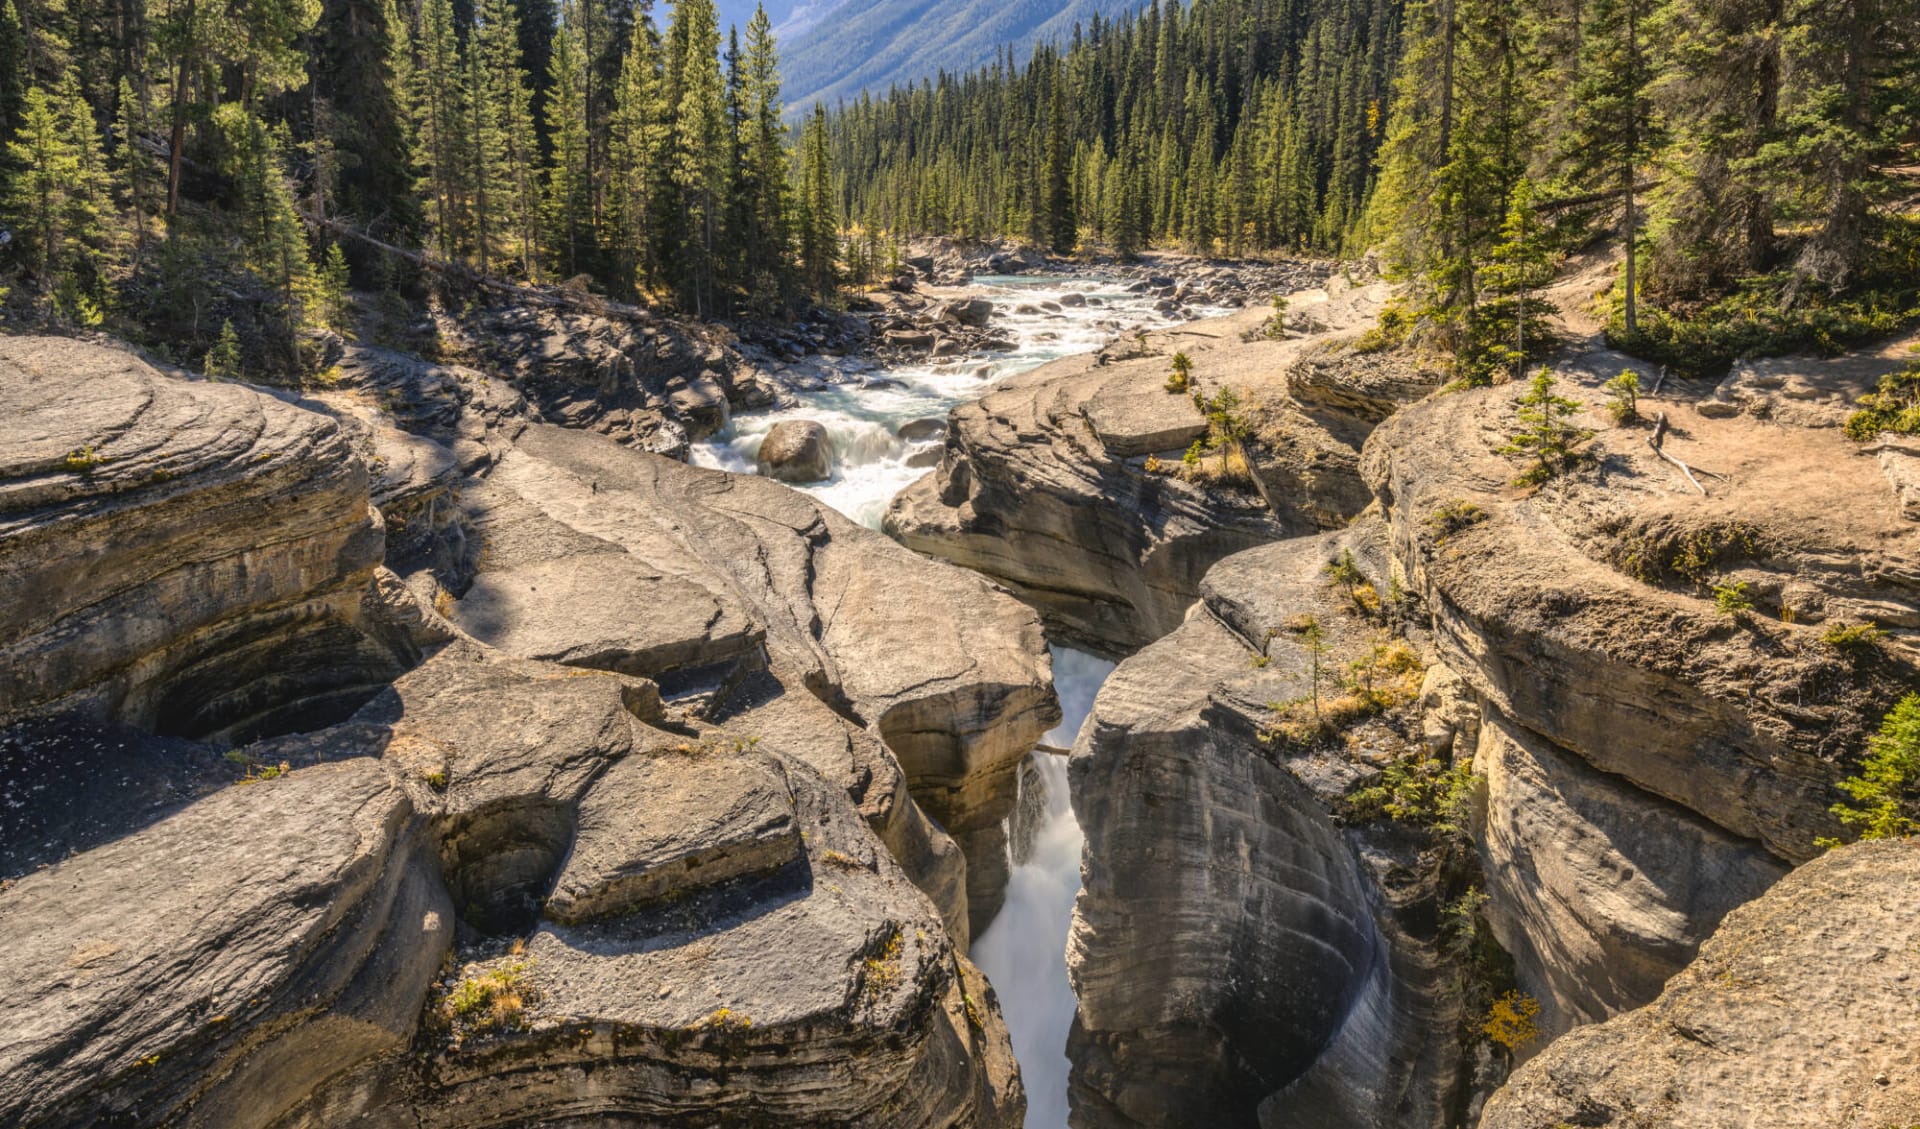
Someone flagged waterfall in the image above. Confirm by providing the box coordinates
[973,646,1116,1129]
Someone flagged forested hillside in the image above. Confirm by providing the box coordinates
[0,0,839,374]
[776,0,1146,109]
[831,0,1919,377]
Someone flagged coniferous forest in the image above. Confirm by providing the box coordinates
[0,0,1916,382]
[0,0,840,370]
[829,0,1920,378]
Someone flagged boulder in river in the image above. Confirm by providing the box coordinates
[898,417,947,442]
[937,298,994,328]
[757,419,833,483]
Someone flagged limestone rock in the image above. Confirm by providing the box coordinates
[437,422,1060,938]
[0,641,1027,1129]
[0,758,448,1129]
[1067,520,1464,1128]
[1474,710,1787,1038]
[1479,838,1920,1129]
[0,337,420,741]
[544,748,802,924]
[884,277,1434,656]
[757,418,834,482]
[1363,341,1920,865]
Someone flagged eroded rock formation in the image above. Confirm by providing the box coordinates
[1479,838,1920,1129]
[1066,520,1465,1128]
[886,276,1440,655]
[0,335,1041,1128]
[1363,339,1919,1036]
[0,337,423,741]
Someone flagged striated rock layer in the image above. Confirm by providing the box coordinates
[1363,339,1920,1036]
[430,420,1061,942]
[0,645,1025,1128]
[1067,520,1465,1129]
[1480,838,1920,1129]
[0,337,422,741]
[887,276,1436,656]
[0,334,1041,1128]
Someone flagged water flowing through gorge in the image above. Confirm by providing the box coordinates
[973,648,1115,1129]
[693,275,1207,527]
[692,276,1165,1124]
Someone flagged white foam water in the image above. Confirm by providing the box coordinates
[693,276,1212,528]
[693,276,1167,1124]
[973,647,1116,1129]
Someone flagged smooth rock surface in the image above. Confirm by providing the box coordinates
[757,418,834,482]
[1067,521,1463,1128]
[0,337,421,741]
[1480,838,1920,1129]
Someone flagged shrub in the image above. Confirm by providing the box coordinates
[1426,499,1488,542]
[1828,692,1920,842]
[1324,549,1365,598]
[1496,368,1590,486]
[1483,990,1541,1051]
[1602,370,1640,424]
[1712,580,1753,616]
[62,445,104,473]
[1346,752,1475,832]
[1844,361,1920,441]
[1821,622,1884,655]
[205,319,243,381]
[1165,351,1192,393]
[444,958,538,1033]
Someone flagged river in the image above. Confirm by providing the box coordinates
[692,272,1180,1125]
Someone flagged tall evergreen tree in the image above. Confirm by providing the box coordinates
[1563,0,1660,334]
[665,0,724,312]
[543,0,592,276]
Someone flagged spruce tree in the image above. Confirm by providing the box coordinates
[797,103,836,298]
[475,0,539,278]
[608,5,665,293]
[543,0,592,277]
[412,0,469,260]
[1562,0,1660,335]
[214,104,316,343]
[665,0,724,313]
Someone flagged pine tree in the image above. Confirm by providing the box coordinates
[665,0,724,313]
[609,4,666,292]
[215,104,316,341]
[736,4,790,307]
[5,73,113,310]
[1761,0,1918,295]
[797,103,836,298]
[1472,178,1557,385]
[113,77,160,257]
[1497,368,1590,485]
[474,0,539,277]
[1042,69,1075,254]
[1563,0,1660,335]
[543,0,592,277]
[412,0,469,260]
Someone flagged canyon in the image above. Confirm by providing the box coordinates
[3,248,1917,1129]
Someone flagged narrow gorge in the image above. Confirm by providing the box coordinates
[4,244,1918,1129]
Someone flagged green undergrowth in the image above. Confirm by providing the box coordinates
[1608,224,1920,377]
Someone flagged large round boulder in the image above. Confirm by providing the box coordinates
[757,419,833,483]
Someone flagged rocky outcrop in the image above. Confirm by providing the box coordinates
[757,418,833,482]
[886,277,1434,655]
[0,337,425,741]
[1362,338,1920,1035]
[1480,838,1920,1129]
[1473,710,1787,1035]
[430,421,1060,941]
[1066,520,1465,1129]
[0,643,1026,1129]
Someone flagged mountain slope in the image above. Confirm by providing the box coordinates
[771,0,1146,109]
